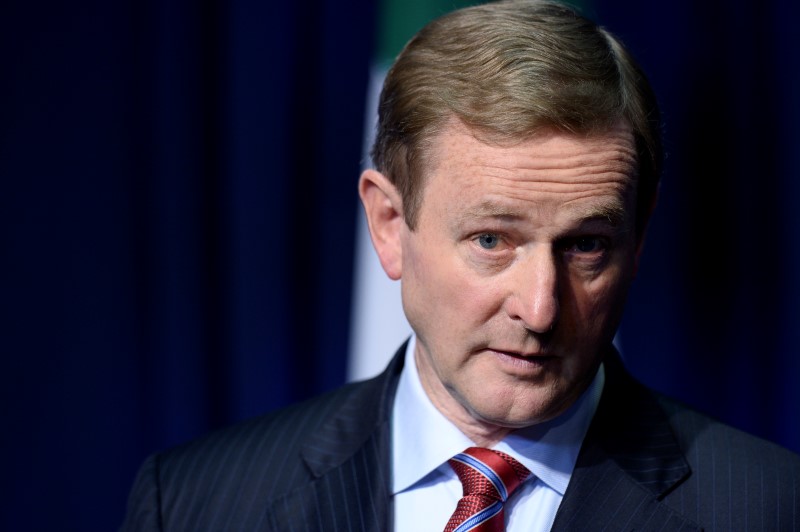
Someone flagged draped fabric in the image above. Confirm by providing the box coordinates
[1,0,798,531]
[1,1,374,529]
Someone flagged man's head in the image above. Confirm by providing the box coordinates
[360,0,661,443]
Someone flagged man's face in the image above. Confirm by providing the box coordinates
[400,120,641,430]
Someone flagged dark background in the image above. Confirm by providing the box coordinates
[1,0,798,530]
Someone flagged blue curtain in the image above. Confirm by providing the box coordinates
[1,0,375,529]
[1,1,798,531]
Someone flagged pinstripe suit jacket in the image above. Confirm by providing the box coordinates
[121,344,800,531]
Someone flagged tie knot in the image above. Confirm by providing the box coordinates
[448,447,531,502]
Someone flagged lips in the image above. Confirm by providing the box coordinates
[488,348,556,369]
[490,348,551,359]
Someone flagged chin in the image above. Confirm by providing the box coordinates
[469,390,567,429]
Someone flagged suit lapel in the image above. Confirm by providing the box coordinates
[552,350,699,531]
[265,344,406,532]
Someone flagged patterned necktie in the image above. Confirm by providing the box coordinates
[444,447,531,532]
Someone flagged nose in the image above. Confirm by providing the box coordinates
[506,247,560,334]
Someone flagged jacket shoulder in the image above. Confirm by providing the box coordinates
[657,394,800,466]
[656,394,800,529]
[121,377,380,531]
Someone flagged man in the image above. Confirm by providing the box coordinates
[121,1,800,530]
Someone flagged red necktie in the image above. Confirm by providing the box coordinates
[444,447,531,532]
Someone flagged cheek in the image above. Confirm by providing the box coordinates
[404,241,501,331]
[569,266,632,331]
[402,235,463,330]
[430,263,500,326]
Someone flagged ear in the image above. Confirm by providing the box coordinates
[359,169,405,280]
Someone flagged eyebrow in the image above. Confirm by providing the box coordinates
[459,202,525,222]
[573,203,628,227]
[459,200,629,227]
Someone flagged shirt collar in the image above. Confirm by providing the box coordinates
[391,335,605,496]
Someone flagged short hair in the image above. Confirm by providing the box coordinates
[371,0,662,233]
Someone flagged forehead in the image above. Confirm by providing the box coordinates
[419,121,638,223]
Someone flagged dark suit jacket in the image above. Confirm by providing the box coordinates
[121,344,800,531]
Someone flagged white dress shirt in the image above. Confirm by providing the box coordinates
[392,336,605,532]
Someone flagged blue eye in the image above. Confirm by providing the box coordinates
[478,234,500,249]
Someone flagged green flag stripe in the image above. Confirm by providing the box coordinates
[375,0,479,64]
[375,0,596,65]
